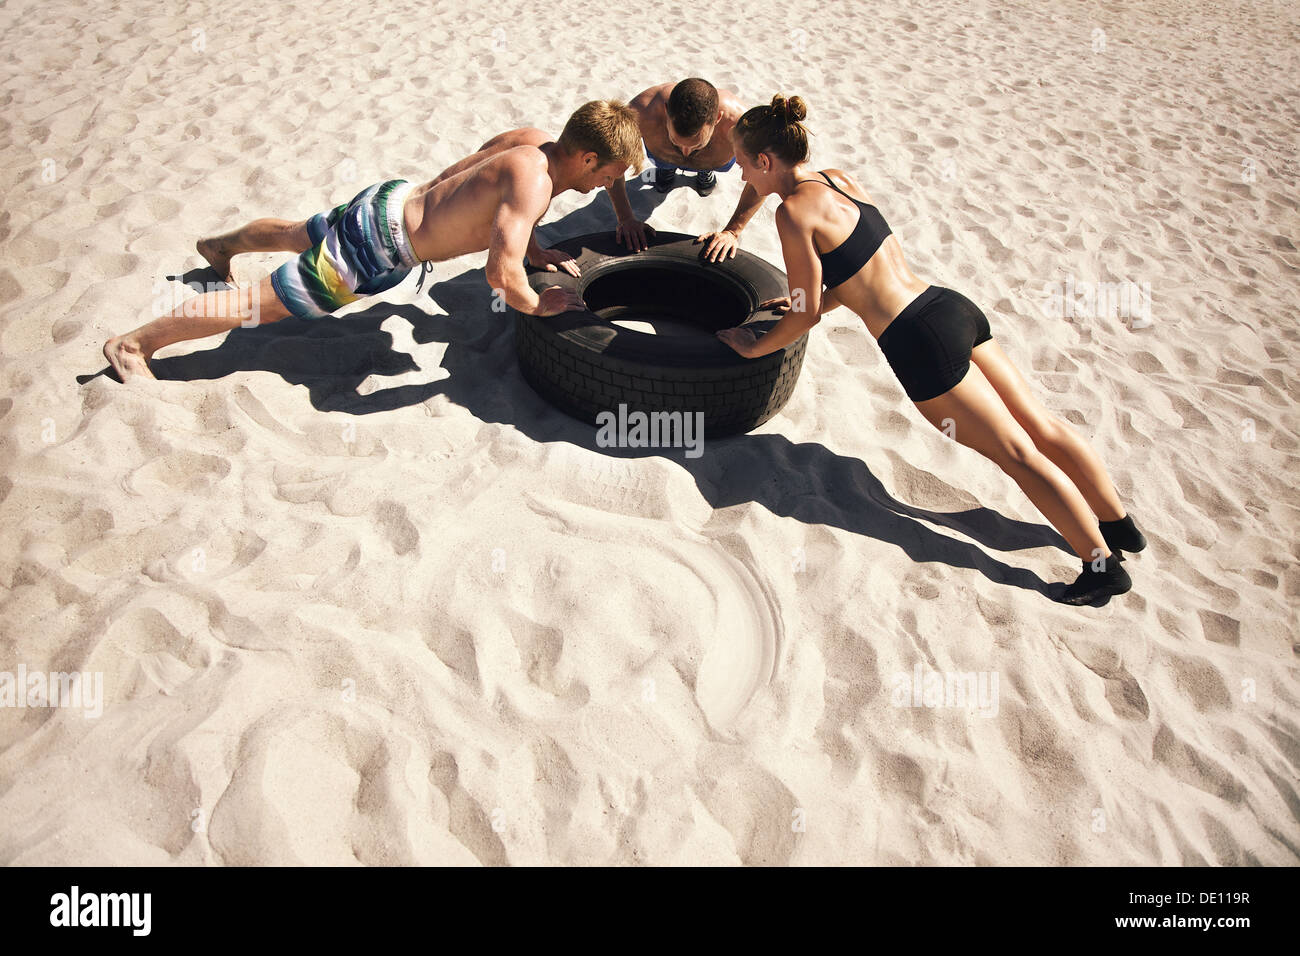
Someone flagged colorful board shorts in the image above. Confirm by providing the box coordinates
[644,144,736,173]
[270,179,420,319]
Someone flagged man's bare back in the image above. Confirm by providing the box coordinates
[403,128,555,264]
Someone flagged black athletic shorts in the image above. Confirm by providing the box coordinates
[876,286,993,402]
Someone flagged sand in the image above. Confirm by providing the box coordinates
[0,0,1297,865]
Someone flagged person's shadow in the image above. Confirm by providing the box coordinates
[83,181,1073,597]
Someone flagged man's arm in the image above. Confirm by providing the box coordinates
[721,182,766,235]
[607,174,658,252]
[715,93,764,235]
[525,224,581,277]
[484,159,557,315]
[606,88,661,252]
[525,228,545,263]
[698,182,767,261]
[696,96,763,261]
[607,176,637,223]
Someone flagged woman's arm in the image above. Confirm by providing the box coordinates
[819,286,842,315]
[741,204,823,357]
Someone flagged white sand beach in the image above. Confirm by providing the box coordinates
[0,0,1297,864]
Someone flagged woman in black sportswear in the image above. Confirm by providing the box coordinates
[716,94,1145,604]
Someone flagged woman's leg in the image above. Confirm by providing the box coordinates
[969,340,1125,522]
[914,361,1111,563]
[103,275,291,380]
[197,219,312,281]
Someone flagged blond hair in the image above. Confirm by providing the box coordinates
[558,100,645,175]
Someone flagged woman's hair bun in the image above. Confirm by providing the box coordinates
[770,93,807,124]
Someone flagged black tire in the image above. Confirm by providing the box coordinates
[513,231,807,438]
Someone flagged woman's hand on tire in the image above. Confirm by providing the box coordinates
[716,326,759,358]
[536,286,587,316]
[695,229,740,263]
[757,295,791,314]
[615,218,656,252]
[527,247,581,277]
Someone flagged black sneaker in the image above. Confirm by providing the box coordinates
[654,167,676,193]
[1059,555,1132,605]
[694,170,717,196]
[1099,513,1147,554]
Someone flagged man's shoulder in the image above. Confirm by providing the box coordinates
[631,84,670,113]
[503,126,552,147]
[716,89,747,126]
[492,146,551,199]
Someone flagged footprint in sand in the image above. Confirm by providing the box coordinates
[688,540,782,737]
[372,498,419,556]
[1061,637,1150,721]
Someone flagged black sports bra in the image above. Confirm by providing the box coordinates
[806,171,892,289]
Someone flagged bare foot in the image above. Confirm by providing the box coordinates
[103,335,156,381]
[196,237,234,282]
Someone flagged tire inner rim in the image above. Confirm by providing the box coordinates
[579,260,755,337]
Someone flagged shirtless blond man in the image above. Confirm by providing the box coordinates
[103,101,642,380]
[607,78,765,262]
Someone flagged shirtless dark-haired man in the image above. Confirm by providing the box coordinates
[606,78,767,263]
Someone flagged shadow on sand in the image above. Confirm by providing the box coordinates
[83,183,1072,598]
